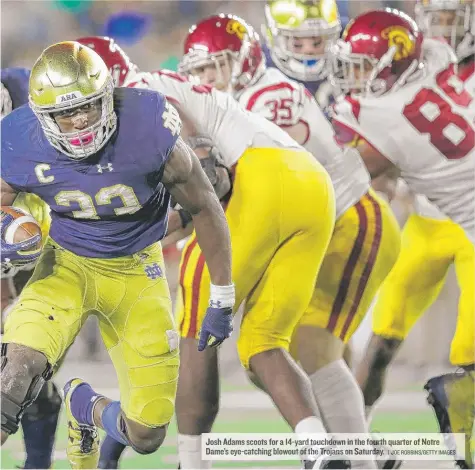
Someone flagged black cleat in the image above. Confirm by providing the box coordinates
[424,370,474,469]
[303,457,351,469]
[380,458,402,469]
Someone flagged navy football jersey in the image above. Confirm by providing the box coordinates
[1,87,179,258]
[1,67,30,109]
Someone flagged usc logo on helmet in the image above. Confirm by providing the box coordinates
[381,26,415,61]
[226,19,247,40]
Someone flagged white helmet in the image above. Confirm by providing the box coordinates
[415,0,474,60]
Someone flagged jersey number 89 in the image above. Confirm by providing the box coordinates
[403,65,474,160]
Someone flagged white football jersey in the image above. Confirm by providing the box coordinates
[236,67,370,218]
[412,194,448,220]
[125,70,301,167]
[332,39,475,240]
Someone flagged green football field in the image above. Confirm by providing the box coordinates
[1,408,440,469]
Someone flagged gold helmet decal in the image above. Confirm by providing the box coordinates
[29,41,109,107]
[381,25,416,60]
[226,19,248,40]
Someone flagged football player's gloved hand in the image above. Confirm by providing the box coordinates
[188,135,232,200]
[1,213,41,277]
[198,284,235,351]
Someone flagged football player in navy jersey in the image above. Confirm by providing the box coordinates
[1,66,62,470]
[0,41,234,468]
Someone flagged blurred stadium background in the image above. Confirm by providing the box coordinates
[1,0,459,468]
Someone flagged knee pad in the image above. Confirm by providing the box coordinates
[23,381,62,421]
[1,343,52,435]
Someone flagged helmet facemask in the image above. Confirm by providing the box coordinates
[267,23,340,81]
[416,2,473,59]
[329,39,421,97]
[328,40,386,96]
[264,0,341,82]
[180,35,264,95]
[180,50,234,92]
[30,76,116,160]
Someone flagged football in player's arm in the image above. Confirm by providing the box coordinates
[0,41,234,466]
[1,67,62,470]
[0,97,234,345]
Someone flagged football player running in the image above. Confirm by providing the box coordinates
[329,9,474,468]
[0,41,234,469]
[180,14,402,470]
[1,38,138,470]
[1,67,61,470]
[120,41,345,468]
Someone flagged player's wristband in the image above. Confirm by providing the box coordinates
[209,283,235,309]
[177,209,192,229]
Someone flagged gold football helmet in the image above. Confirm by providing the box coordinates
[29,41,116,159]
[415,0,474,60]
[264,0,341,81]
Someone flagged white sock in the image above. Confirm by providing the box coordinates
[310,359,377,469]
[177,434,211,469]
[294,416,327,462]
[294,416,327,435]
[365,405,375,424]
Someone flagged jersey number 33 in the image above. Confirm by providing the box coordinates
[54,101,181,219]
